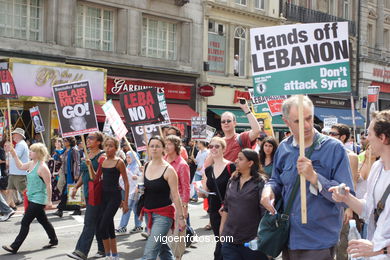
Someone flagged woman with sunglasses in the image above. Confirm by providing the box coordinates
[67,132,106,260]
[200,137,235,260]
[140,136,186,260]
[259,137,278,179]
[219,148,268,260]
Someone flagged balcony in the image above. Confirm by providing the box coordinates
[283,3,356,36]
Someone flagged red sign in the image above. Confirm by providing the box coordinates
[267,99,285,116]
[107,77,191,100]
[0,70,18,99]
[199,85,215,97]
[372,81,390,94]
[233,90,250,103]
[368,86,380,103]
[171,122,187,138]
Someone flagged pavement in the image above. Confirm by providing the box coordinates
[0,200,218,260]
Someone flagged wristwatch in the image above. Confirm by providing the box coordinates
[383,247,388,255]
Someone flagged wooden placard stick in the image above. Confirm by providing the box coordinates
[7,99,12,144]
[298,95,307,224]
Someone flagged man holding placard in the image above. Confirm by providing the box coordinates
[261,96,353,259]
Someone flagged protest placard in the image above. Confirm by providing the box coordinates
[205,125,216,143]
[131,125,159,151]
[323,117,338,131]
[156,92,170,126]
[191,117,207,140]
[0,69,18,100]
[102,118,114,137]
[254,112,274,137]
[102,99,128,140]
[367,86,380,127]
[120,88,163,126]
[52,81,98,137]
[251,22,351,97]
[29,106,45,133]
[248,89,287,114]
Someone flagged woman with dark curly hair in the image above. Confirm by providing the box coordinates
[259,137,278,179]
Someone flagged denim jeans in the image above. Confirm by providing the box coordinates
[142,213,174,260]
[221,242,268,260]
[192,174,202,199]
[119,198,142,228]
[0,193,12,214]
[11,201,58,252]
[74,202,104,258]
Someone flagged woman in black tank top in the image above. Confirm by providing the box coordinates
[140,136,186,260]
[91,136,129,260]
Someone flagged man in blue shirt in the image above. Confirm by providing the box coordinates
[261,96,354,260]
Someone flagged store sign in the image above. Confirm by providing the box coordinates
[10,60,105,101]
[199,85,215,97]
[372,81,390,94]
[208,33,226,76]
[107,77,191,100]
[311,97,350,108]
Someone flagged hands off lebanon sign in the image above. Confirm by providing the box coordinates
[251,22,351,96]
[53,81,98,137]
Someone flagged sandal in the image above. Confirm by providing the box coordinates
[204,224,212,230]
[2,245,17,254]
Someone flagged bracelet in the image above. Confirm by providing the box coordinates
[245,111,251,115]
[384,247,388,255]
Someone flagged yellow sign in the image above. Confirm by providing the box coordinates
[254,112,275,137]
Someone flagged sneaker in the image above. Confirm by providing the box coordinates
[115,227,127,235]
[71,209,82,215]
[104,257,111,260]
[112,256,119,260]
[66,251,85,260]
[141,232,149,239]
[130,226,143,234]
[0,210,15,222]
[92,251,105,258]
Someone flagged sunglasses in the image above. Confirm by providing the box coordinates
[328,132,340,137]
[208,144,221,149]
[221,120,232,124]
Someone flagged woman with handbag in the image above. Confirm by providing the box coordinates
[329,111,390,259]
[140,135,186,260]
[2,143,58,254]
[67,132,106,260]
[200,136,235,260]
[219,148,268,260]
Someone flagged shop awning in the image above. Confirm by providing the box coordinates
[314,107,365,128]
[208,108,287,128]
[95,101,199,124]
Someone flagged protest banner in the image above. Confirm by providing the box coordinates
[102,118,114,137]
[323,117,338,131]
[0,69,18,142]
[120,88,163,126]
[248,89,287,114]
[367,86,380,127]
[251,22,351,97]
[102,99,128,140]
[131,125,159,151]
[254,112,274,137]
[156,92,171,126]
[205,125,216,143]
[52,81,98,138]
[191,117,207,140]
[29,106,45,133]
[267,99,285,116]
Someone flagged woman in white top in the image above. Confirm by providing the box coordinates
[330,110,390,259]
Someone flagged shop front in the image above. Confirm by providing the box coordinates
[0,58,106,147]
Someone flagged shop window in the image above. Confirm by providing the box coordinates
[235,0,247,6]
[343,0,350,20]
[234,26,246,77]
[254,0,264,10]
[76,2,114,52]
[141,17,177,60]
[0,0,44,41]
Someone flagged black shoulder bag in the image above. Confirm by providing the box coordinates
[256,135,324,258]
[136,162,149,216]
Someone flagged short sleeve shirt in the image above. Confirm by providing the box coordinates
[223,131,255,162]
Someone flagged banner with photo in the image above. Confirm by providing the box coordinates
[191,117,207,140]
[131,125,160,151]
[52,81,98,138]
[29,106,45,133]
[120,89,163,126]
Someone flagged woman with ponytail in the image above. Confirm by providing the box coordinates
[219,148,268,260]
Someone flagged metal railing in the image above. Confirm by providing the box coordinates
[283,3,356,36]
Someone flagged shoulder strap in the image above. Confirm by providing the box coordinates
[211,166,224,203]
[237,134,244,149]
[227,163,231,176]
[285,134,325,215]
[377,183,390,215]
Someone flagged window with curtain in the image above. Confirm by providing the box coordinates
[255,0,264,9]
[0,0,43,41]
[76,3,114,51]
[141,17,177,60]
[234,26,246,77]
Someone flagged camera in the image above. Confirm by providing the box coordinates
[239,98,246,105]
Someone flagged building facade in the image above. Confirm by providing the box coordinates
[0,0,203,144]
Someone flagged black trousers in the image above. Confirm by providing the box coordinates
[11,201,58,251]
[209,211,223,260]
[99,190,121,240]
